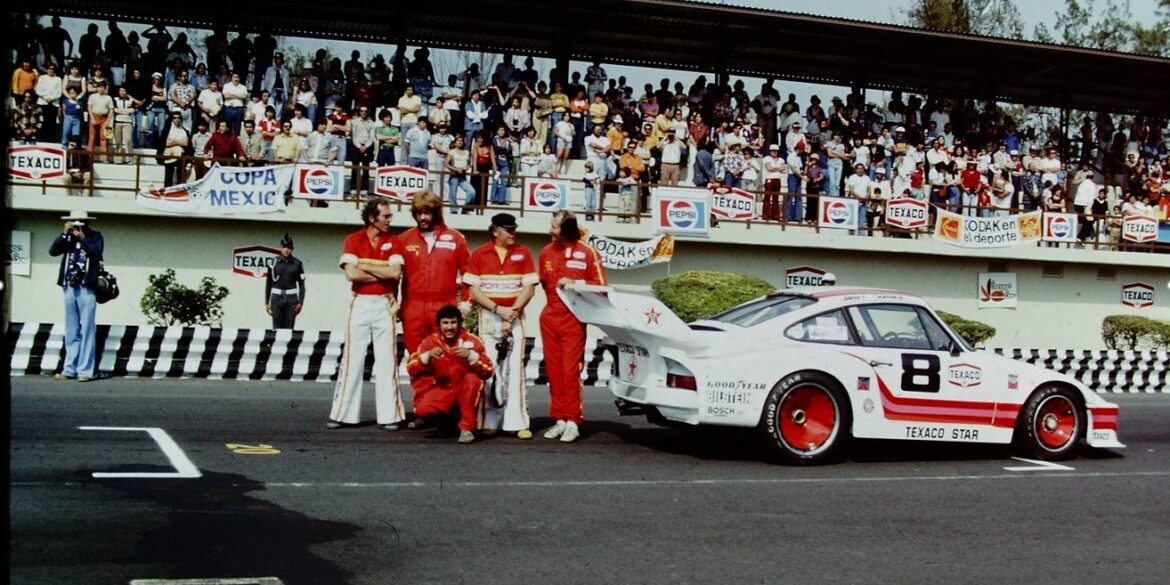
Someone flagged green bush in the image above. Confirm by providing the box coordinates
[652,271,775,323]
[937,311,997,347]
[1102,315,1170,350]
[140,269,230,326]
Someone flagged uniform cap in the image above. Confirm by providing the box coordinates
[490,213,518,230]
[280,233,294,248]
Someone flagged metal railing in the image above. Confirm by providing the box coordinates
[7,147,1165,253]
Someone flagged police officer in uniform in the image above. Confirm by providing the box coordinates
[266,233,306,329]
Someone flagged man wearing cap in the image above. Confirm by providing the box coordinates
[329,199,405,430]
[783,121,806,155]
[463,213,538,438]
[266,233,306,329]
[49,211,105,382]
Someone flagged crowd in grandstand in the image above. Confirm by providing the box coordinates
[7,16,1170,241]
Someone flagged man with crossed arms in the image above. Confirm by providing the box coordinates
[463,213,538,439]
[328,199,406,430]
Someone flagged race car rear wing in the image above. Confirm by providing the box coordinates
[558,283,701,349]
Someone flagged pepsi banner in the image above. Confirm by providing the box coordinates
[652,187,710,237]
[818,196,860,230]
[523,177,569,212]
[292,164,345,200]
[136,163,294,215]
[1041,212,1079,243]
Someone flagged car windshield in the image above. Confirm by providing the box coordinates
[706,294,816,328]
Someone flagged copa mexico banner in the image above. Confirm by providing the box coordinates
[137,164,295,215]
[1041,212,1079,243]
[523,177,569,212]
[582,229,675,270]
[652,186,710,236]
[934,209,1041,248]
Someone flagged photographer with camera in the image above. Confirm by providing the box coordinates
[49,211,105,382]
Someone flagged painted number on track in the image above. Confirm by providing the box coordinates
[226,443,281,455]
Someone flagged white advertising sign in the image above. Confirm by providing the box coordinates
[786,266,828,288]
[1041,212,1079,243]
[1121,282,1155,309]
[6,230,31,276]
[232,245,281,278]
[978,272,1018,309]
[818,196,860,230]
[375,165,429,201]
[523,177,570,212]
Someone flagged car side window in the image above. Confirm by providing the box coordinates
[916,307,956,352]
[848,304,933,350]
[785,309,856,345]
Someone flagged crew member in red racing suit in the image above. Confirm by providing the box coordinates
[406,304,495,443]
[538,210,606,443]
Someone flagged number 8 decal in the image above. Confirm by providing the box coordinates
[901,353,941,392]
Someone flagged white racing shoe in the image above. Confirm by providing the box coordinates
[543,420,566,439]
[559,421,580,443]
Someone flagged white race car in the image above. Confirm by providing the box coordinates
[560,283,1124,465]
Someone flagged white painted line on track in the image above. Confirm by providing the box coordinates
[15,471,1168,490]
[78,426,202,479]
[1003,457,1076,471]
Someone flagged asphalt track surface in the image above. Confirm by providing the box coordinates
[9,377,1170,585]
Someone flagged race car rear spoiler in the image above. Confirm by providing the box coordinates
[558,283,701,349]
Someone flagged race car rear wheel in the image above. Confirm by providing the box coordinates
[1017,385,1083,461]
[759,372,851,465]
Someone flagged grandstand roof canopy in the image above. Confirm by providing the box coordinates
[27,0,1170,116]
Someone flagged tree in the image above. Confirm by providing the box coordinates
[651,271,775,323]
[140,269,230,326]
[1047,0,1170,57]
[903,0,1026,39]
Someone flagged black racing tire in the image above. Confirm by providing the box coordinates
[757,371,851,465]
[1015,385,1083,461]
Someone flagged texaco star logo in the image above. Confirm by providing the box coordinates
[627,358,638,379]
[643,305,662,328]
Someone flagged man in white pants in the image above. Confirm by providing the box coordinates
[328,199,406,430]
[463,213,539,439]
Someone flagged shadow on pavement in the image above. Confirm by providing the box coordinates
[94,467,360,585]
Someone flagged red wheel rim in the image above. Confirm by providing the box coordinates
[778,386,838,453]
[1035,395,1077,450]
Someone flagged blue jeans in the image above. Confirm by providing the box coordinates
[225,106,245,135]
[377,148,395,167]
[786,175,803,222]
[852,204,869,237]
[62,285,97,378]
[409,156,429,170]
[723,172,741,188]
[146,108,168,148]
[447,176,476,212]
[491,160,510,204]
[584,185,597,214]
[331,135,348,166]
[61,114,82,147]
[826,164,842,196]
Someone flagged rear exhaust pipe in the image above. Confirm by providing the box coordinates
[614,398,646,416]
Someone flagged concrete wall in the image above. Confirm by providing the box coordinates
[7,187,1170,349]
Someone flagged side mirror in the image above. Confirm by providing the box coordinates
[949,340,962,357]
